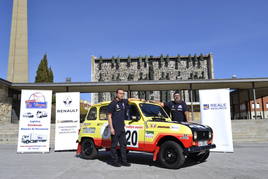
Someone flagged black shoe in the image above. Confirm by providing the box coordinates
[121,161,131,167]
[110,161,121,167]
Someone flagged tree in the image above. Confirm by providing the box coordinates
[48,67,54,82]
[35,54,54,83]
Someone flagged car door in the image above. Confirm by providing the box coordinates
[124,103,145,150]
[82,106,98,137]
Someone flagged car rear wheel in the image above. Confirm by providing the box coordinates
[80,138,98,159]
[159,141,185,169]
[187,150,210,163]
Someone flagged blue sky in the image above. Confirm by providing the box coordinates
[0,0,268,84]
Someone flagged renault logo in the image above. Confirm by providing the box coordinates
[63,96,72,106]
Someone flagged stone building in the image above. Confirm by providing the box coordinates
[0,79,12,124]
[91,54,214,104]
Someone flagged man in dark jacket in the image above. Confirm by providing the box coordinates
[107,89,131,167]
[157,90,190,123]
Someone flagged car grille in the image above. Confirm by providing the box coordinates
[197,131,210,140]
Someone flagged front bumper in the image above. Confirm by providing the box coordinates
[184,144,216,153]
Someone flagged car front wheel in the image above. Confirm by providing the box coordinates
[159,141,185,169]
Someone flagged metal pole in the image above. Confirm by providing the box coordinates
[252,82,257,119]
[247,89,252,119]
[261,96,265,119]
[238,89,241,119]
[245,101,248,120]
[190,84,194,121]
[127,85,131,98]
[230,93,235,119]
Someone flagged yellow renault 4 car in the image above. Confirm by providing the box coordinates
[77,100,216,169]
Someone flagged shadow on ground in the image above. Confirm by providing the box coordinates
[77,150,206,169]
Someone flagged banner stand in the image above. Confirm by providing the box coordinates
[55,92,80,151]
[17,90,52,153]
[199,88,234,153]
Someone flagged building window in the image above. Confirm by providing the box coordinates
[266,103,268,109]
[252,103,260,109]
[240,104,246,111]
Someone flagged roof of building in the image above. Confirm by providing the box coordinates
[93,54,212,61]
[1,77,268,92]
[1,77,268,103]
[0,78,11,87]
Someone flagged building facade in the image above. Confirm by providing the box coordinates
[234,96,268,119]
[0,81,12,123]
[91,54,214,104]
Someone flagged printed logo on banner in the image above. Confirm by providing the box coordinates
[203,103,227,110]
[25,92,47,109]
[56,95,79,113]
[203,104,209,110]
[63,96,72,106]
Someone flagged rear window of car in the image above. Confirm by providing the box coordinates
[99,106,108,120]
[87,107,97,120]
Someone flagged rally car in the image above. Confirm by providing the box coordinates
[77,100,216,169]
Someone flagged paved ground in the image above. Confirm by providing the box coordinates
[0,143,268,179]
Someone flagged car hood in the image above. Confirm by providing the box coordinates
[146,120,212,132]
[179,122,213,132]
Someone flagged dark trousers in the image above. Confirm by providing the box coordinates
[111,130,127,163]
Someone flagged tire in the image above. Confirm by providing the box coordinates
[159,141,185,169]
[80,138,98,159]
[187,150,210,163]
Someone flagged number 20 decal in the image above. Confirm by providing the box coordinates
[125,129,138,148]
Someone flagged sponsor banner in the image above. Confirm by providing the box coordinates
[199,89,234,152]
[17,90,52,153]
[55,92,80,151]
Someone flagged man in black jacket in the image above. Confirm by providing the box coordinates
[107,89,131,167]
[157,90,190,123]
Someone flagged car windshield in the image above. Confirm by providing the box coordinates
[139,103,168,118]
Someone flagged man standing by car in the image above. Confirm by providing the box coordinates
[107,89,131,167]
[155,90,190,123]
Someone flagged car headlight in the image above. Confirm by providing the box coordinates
[209,132,212,139]
[193,131,197,140]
